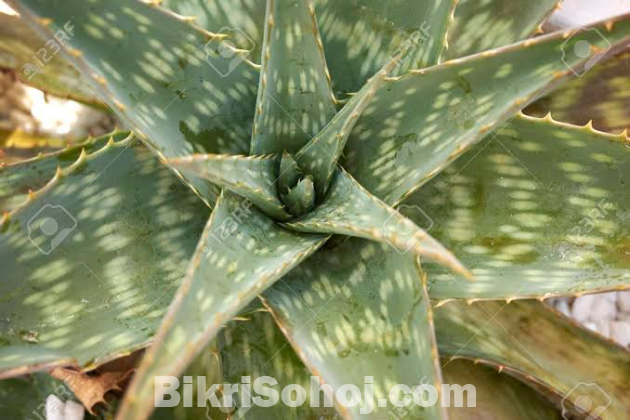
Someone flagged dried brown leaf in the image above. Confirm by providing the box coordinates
[49,366,134,414]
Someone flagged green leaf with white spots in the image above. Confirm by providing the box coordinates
[294,48,404,199]
[5,2,630,419]
[219,303,340,419]
[167,153,291,221]
[406,113,630,300]
[250,0,337,155]
[445,0,559,59]
[527,51,630,133]
[0,131,128,213]
[160,0,266,64]
[285,168,472,279]
[118,191,327,420]
[442,359,561,419]
[277,151,303,194]
[263,238,445,419]
[344,15,630,206]
[0,138,208,378]
[151,341,227,420]
[10,0,260,205]
[314,0,456,94]
[435,300,630,419]
[282,176,315,217]
[0,12,97,104]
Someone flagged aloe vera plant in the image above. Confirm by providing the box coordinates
[1,0,629,418]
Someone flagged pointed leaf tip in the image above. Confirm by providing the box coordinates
[285,169,472,279]
[166,153,292,221]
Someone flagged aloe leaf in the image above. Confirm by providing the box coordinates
[442,359,561,419]
[445,0,560,59]
[0,130,70,164]
[406,113,630,300]
[277,151,303,194]
[263,238,445,419]
[343,15,630,206]
[218,303,339,419]
[294,48,405,199]
[285,168,472,279]
[527,50,630,133]
[0,138,208,378]
[0,12,97,105]
[282,177,315,217]
[166,154,291,221]
[250,0,337,155]
[153,307,338,419]
[118,191,327,420]
[9,0,260,205]
[0,132,127,213]
[314,0,456,94]
[435,300,630,419]
[0,129,76,159]
[151,340,226,420]
[161,0,265,64]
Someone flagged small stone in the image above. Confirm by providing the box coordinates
[572,294,596,322]
[595,320,610,337]
[617,312,630,323]
[610,321,630,346]
[603,291,617,303]
[584,321,598,333]
[555,299,571,317]
[45,395,84,420]
[46,395,64,420]
[589,295,617,322]
[64,400,85,420]
[617,291,630,312]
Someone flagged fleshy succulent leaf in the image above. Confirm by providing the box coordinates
[285,168,472,279]
[435,300,630,419]
[152,340,226,420]
[408,113,630,300]
[293,47,407,199]
[250,0,337,155]
[0,132,127,213]
[118,191,327,420]
[0,137,208,378]
[166,153,292,221]
[314,0,457,94]
[9,0,261,205]
[282,176,316,217]
[344,15,630,206]
[445,0,560,59]
[0,12,97,104]
[263,238,445,419]
[0,129,81,164]
[4,2,630,419]
[219,302,338,419]
[443,359,561,419]
[527,50,630,133]
[277,150,303,194]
